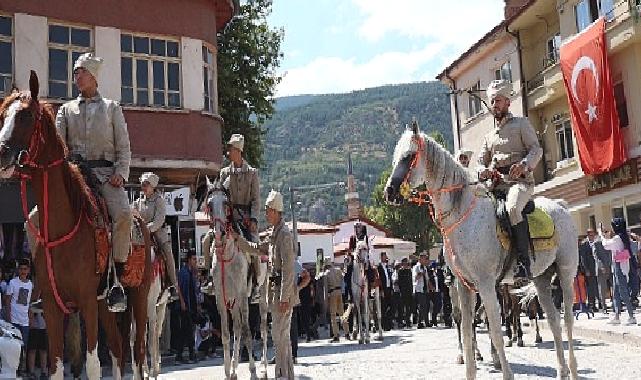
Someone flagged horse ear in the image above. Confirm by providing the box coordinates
[29,70,39,100]
[205,175,212,189]
[411,117,419,135]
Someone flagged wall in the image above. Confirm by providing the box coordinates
[298,233,335,265]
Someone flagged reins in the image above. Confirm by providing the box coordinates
[210,198,238,311]
[404,135,477,291]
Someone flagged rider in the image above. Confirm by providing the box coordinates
[477,79,542,281]
[55,52,132,311]
[132,172,181,302]
[219,133,261,301]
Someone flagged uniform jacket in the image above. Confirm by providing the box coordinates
[579,238,611,275]
[477,113,542,185]
[55,92,131,182]
[377,262,393,289]
[324,267,344,294]
[236,220,299,306]
[133,191,168,244]
[219,159,260,220]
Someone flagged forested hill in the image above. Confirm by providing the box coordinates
[261,81,452,224]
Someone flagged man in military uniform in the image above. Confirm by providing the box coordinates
[234,190,297,379]
[55,53,132,311]
[219,134,261,299]
[477,79,542,280]
[318,259,349,342]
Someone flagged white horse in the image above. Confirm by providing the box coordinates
[385,123,578,380]
[207,184,257,380]
[0,320,22,379]
[351,241,371,344]
[137,249,170,380]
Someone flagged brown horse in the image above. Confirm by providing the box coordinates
[0,71,151,379]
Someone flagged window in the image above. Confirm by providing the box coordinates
[48,24,92,99]
[546,33,561,67]
[555,120,574,161]
[494,61,512,82]
[121,33,181,108]
[467,81,482,117]
[0,16,12,96]
[614,82,629,128]
[203,45,217,113]
[576,0,615,32]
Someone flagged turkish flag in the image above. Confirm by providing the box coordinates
[560,18,626,174]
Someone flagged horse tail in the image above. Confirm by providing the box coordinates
[510,282,537,308]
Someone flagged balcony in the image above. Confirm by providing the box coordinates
[526,57,564,110]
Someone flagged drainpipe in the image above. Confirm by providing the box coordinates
[505,26,528,117]
[445,71,462,150]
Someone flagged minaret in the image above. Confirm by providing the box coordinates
[345,152,361,219]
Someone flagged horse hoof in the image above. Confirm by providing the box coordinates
[258,369,268,379]
[517,338,524,347]
[505,340,512,347]
[493,361,502,370]
[230,374,238,380]
[365,338,370,344]
[456,355,464,365]
[535,336,543,344]
[476,353,484,362]
[358,339,364,344]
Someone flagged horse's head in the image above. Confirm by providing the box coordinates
[354,240,369,263]
[205,178,231,244]
[0,71,41,178]
[384,120,426,204]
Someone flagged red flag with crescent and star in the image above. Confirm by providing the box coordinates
[560,18,626,175]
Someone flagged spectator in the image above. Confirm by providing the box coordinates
[175,252,200,363]
[599,219,636,325]
[427,261,444,327]
[4,259,33,374]
[377,252,394,331]
[195,315,216,358]
[390,261,402,328]
[298,273,315,342]
[27,304,48,379]
[290,259,309,363]
[412,254,430,329]
[397,258,413,328]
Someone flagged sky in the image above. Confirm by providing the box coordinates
[268,0,505,97]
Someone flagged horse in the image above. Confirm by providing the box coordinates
[0,71,152,379]
[448,275,484,365]
[205,182,257,380]
[500,281,524,348]
[368,267,384,341]
[350,241,371,344]
[139,251,170,379]
[384,123,579,380]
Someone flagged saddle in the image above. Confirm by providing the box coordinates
[494,196,556,253]
[121,217,147,288]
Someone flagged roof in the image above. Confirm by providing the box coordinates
[370,236,415,248]
[330,215,392,237]
[435,0,537,80]
[259,221,338,237]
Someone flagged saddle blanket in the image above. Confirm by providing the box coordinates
[497,207,556,252]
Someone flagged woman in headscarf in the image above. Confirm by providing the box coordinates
[598,217,636,325]
[132,172,181,302]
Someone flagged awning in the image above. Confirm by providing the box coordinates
[0,180,35,223]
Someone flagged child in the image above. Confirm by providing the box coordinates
[3,259,33,374]
[27,305,48,379]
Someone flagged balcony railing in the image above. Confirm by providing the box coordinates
[526,49,559,93]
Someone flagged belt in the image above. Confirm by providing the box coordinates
[86,160,114,168]
[329,287,341,293]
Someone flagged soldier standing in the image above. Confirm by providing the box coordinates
[219,134,261,299]
[235,190,297,380]
[477,79,542,280]
[318,259,349,342]
[55,53,132,311]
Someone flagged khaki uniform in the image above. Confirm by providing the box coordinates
[132,191,177,286]
[477,114,542,225]
[237,220,297,380]
[55,92,132,262]
[325,266,348,338]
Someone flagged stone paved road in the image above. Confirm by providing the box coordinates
[104,322,641,380]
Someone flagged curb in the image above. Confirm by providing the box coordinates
[537,318,641,348]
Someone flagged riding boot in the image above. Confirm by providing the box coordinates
[162,242,180,302]
[107,262,127,312]
[511,220,531,281]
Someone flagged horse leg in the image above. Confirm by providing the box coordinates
[364,286,370,344]
[457,281,477,380]
[559,271,578,379]
[258,287,269,379]
[132,287,149,380]
[533,273,569,380]
[231,309,243,379]
[513,293,524,347]
[219,304,232,380]
[473,316,483,362]
[81,302,101,380]
[479,285,513,380]
[375,288,383,340]
[98,300,123,380]
[241,299,257,379]
[44,301,65,380]
[64,312,83,379]
[501,286,513,347]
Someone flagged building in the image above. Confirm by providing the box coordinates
[0,1,238,263]
[438,0,641,232]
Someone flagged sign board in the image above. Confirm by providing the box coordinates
[164,187,191,216]
[586,158,638,196]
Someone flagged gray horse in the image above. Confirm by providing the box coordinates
[385,123,578,380]
[350,241,371,344]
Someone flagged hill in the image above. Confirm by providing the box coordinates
[260,81,452,224]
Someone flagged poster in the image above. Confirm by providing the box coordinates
[164,187,191,216]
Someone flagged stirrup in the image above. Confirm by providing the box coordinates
[107,283,127,313]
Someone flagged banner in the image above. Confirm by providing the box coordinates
[559,18,626,174]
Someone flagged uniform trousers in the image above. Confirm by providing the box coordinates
[271,301,294,380]
[328,291,348,338]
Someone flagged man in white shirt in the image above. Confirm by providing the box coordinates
[3,259,33,371]
[412,253,430,329]
[377,252,393,330]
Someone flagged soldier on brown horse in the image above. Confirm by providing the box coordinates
[0,71,151,379]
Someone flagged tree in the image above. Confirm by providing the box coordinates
[217,0,284,167]
[365,168,439,254]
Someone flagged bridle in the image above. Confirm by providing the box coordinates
[400,134,478,291]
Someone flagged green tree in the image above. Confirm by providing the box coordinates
[217,0,284,167]
[365,168,439,254]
